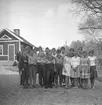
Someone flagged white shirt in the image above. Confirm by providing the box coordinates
[71,56,80,68]
[88,56,96,66]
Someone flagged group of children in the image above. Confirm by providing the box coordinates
[17,46,98,89]
[63,49,97,89]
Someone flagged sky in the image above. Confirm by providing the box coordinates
[0,0,84,48]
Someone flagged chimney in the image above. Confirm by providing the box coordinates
[14,29,20,36]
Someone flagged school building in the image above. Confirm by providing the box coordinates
[0,28,34,61]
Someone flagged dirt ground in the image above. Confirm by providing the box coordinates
[1,64,102,105]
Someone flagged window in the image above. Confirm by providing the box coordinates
[0,45,3,55]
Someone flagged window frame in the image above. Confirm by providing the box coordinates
[0,45,3,55]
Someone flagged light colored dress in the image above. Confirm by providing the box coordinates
[71,56,80,78]
[80,57,90,79]
[62,56,71,76]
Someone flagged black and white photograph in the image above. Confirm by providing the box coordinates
[0,0,102,105]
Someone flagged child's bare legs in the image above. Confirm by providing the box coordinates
[74,78,78,88]
[83,79,88,89]
[65,76,69,88]
[90,78,95,88]
[85,79,88,89]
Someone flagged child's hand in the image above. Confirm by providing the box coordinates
[22,68,24,71]
[73,67,77,72]
[64,70,67,73]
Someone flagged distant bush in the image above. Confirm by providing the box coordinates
[13,61,18,66]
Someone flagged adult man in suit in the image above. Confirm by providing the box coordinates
[16,45,24,85]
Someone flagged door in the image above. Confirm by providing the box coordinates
[8,44,15,61]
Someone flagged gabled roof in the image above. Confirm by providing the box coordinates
[0,28,34,47]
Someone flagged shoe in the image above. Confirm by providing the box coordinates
[45,86,48,89]
[49,85,53,88]
[30,85,33,88]
[91,85,95,89]
[74,86,78,89]
[92,86,95,89]
[20,83,22,85]
[55,85,58,88]
[23,86,28,89]
[32,85,36,88]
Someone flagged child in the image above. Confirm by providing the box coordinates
[28,48,37,88]
[71,52,80,88]
[51,48,57,86]
[60,47,66,85]
[37,46,46,87]
[62,52,71,88]
[88,50,97,89]
[80,51,90,89]
[69,48,75,86]
[55,49,63,87]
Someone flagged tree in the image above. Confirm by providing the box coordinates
[70,0,102,15]
[70,0,102,29]
[79,15,102,43]
[70,40,85,51]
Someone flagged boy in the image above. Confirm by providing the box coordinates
[37,47,46,87]
[28,48,38,88]
[55,49,63,87]
[45,50,55,88]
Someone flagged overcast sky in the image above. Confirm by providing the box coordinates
[0,0,84,48]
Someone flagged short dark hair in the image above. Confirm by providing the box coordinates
[45,47,49,50]
[52,48,56,51]
[89,50,94,55]
[83,51,87,57]
[38,46,42,50]
[57,49,61,54]
[61,46,65,50]
[69,48,75,52]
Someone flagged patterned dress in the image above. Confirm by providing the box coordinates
[62,56,71,76]
[80,57,90,79]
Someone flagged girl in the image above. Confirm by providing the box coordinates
[60,47,66,86]
[69,48,75,86]
[71,52,80,88]
[80,51,90,89]
[62,52,71,88]
[88,50,97,89]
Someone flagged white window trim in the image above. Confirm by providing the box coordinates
[0,40,19,42]
[8,44,15,61]
[0,34,12,40]
[0,45,3,55]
